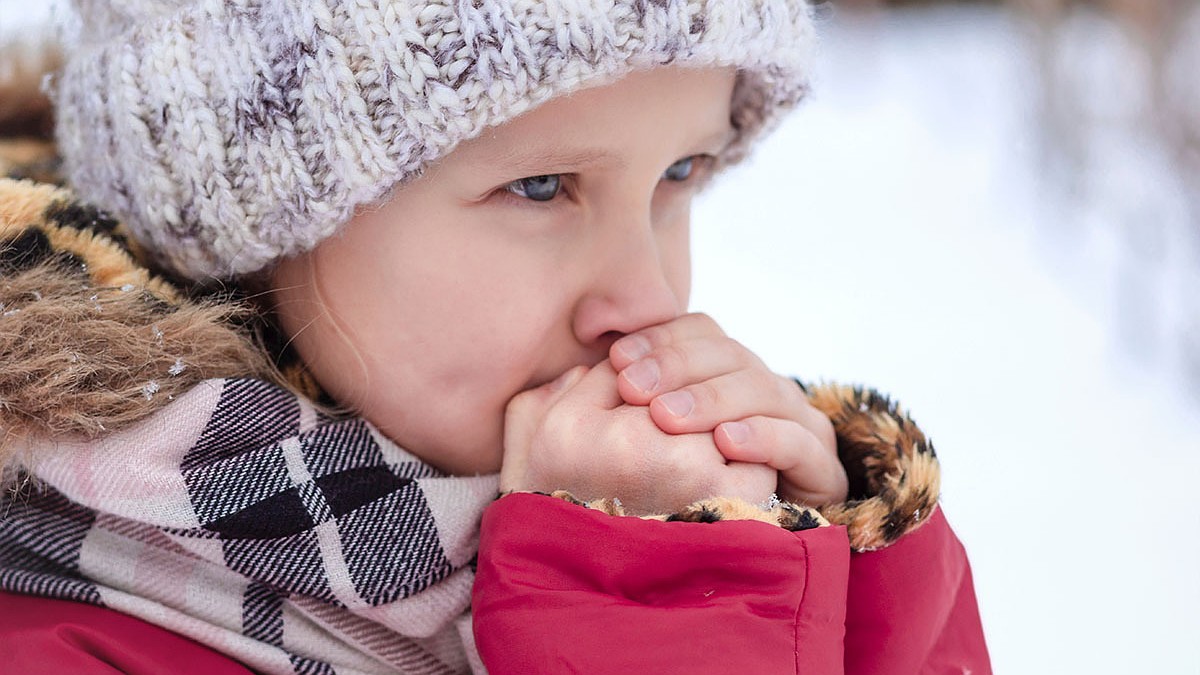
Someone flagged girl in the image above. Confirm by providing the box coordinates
[0,1,990,673]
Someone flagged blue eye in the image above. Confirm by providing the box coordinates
[505,175,562,202]
[663,156,695,182]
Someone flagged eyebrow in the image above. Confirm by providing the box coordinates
[481,126,737,175]
[489,146,629,174]
[702,126,738,152]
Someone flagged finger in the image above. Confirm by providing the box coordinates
[609,312,727,370]
[648,369,805,435]
[510,365,589,418]
[714,416,848,506]
[558,359,623,410]
[615,335,764,405]
[714,460,780,505]
[502,366,589,482]
[639,448,777,512]
[504,365,590,447]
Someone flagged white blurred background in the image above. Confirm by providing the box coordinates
[4,1,1199,673]
[693,2,1200,673]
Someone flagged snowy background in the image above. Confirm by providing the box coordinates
[4,1,1200,673]
[692,4,1200,674]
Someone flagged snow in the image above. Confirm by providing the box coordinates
[691,5,1200,674]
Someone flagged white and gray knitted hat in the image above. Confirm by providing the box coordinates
[54,0,817,280]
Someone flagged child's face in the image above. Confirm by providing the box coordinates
[271,67,737,475]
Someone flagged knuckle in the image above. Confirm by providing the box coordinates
[816,405,836,433]
[504,388,538,419]
[630,326,665,354]
[797,400,837,450]
[752,368,781,395]
[712,335,763,372]
[772,372,802,402]
[643,322,673,343]
[818,422,838,456]
[688,312,719,331]
[796,424,836,463]
[795,425,821,451]
[691,380,722,412]
[657,342,690,377]
[747,416,776,447]
[719,335,749,359]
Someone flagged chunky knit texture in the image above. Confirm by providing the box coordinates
[53,0,817,280]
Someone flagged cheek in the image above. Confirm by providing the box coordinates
[280,188,581,474]
[321,239,567,473]
[657,206,694,306]
[332,289,529,474]
[354,264,535,396]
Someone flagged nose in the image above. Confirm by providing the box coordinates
[571,211,687,351]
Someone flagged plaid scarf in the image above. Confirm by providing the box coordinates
[0,376,499,674]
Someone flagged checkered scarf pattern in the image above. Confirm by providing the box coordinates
[0,377,499,674]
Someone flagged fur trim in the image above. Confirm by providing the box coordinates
[0,138,62,185]
[807,383,941,551]
[0,178,273,469]
[542,490,830,532]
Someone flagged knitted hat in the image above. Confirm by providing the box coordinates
[54,1,817,281]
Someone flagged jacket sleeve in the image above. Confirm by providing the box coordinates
[475,382,992,674]
[802,382,991,673]
[844,507,992,675]
[472,492,852,675]
[0,591,253,675]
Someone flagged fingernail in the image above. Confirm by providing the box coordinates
[615,335,651,362]
[622,359,660,394]
[657,390,694,418]
[722,421,750,444]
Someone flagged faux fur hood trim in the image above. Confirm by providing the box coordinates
[541,489,831,531]
[0,138,61,185]
[806,383,940,550]
[0,176,941,552]
[0,178,274,465]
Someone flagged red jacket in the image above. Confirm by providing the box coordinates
[0,493,989,674]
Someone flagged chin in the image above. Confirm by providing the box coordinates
[436,454,503,477]
[418,431,504,477]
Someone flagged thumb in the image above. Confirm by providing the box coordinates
[500,366,588,491]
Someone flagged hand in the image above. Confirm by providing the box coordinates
[501,360,778,515]
[609,313,848,506]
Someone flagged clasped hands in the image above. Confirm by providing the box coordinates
[501,313,848,515]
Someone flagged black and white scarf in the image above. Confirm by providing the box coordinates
[1,377,498,674]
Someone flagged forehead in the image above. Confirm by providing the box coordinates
[452,67,738,171]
